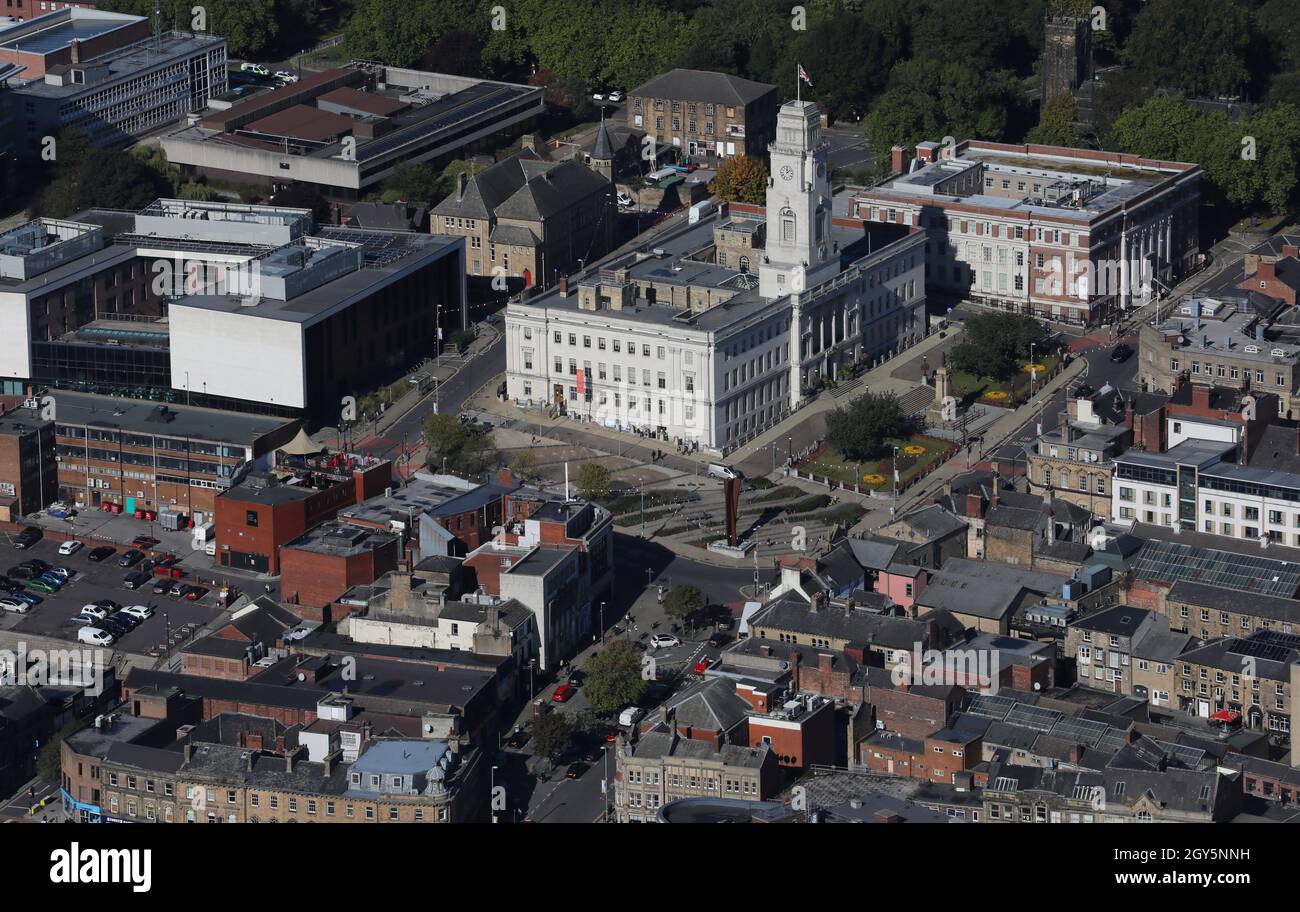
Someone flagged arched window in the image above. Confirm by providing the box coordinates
[739,256,750,273]
[781,208,795,242]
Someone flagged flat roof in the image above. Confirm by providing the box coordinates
[50,390,294,443]
[284,520,398,557]
[12,30,225,99]
[0,8,139,55]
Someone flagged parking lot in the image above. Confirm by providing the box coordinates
[0,530,228,657]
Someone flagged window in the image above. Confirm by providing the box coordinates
[245,510,259,527]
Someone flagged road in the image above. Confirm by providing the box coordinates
[366,338,505,461]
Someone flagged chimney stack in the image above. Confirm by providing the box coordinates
[70,39,80,64]
[889,145,906,176]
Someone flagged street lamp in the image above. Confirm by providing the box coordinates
[891,445,900,513]
[599,601,606,642]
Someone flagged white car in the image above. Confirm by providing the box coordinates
[650,633,681,649]
[608,91,623,102]
[58,540,83,556]
[48,566,74,580]
[616,191,634,208]
[79,604,109,620]
[274,70,298,83]
[240,62,269,75]
[592,92,605,101]
[121,605,154,621]
[77,627,115,647]
[0,598,30,613]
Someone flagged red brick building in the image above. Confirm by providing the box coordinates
[180,598,301,681]
[858,717,988,784]
[279,521,401,621]
[215,454,392,575]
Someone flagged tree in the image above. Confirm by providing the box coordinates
[36,147,172,218]
[423,413,498,475]
[790,7,896,122]
[583,638,647,715]
[1123,0,1253,98]
[1028,94,1084,147]
[826,391,910,461]
[575,463,612,501]
[511,448,541,482]
[712,154,768,205]
[345,0,473,67]
[949,312,1045,380]
[662,584,703,623]
[380,161,446,208]
[532,711,574,762]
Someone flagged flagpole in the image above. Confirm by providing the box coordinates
[796,63,800,103]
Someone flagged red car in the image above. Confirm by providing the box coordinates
[183,586,208,601]
[551,683,577,703]
[694,656,714,675]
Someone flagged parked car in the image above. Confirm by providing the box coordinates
[0,578,19,593]
[565,762,588,780]
[183,586,207,601]
[607,90,623,102]
[121,605,155,621]
[96,617,129,637]
[118,549,145,568]
[123,571,151,590]
[650,633,681,649]
[694,656,714,674]
[27,578,59,594]
[58,540,83,556]
[274,70,298,83]
[169,580,187,597]
[0,598,30,613]
[13,527,42,549]
[38,571,65,586]
[239,62,269,75]
[48,567,74,580]
[21,559,49,572]
[152,579,171,595]
[106,612,139,630]
[10,591,40,606]
[79,604,109,620]
[69,613,99,627]
[618,706,646,728]
[707,632,731,648]
[77,627,115,647]
[6,566,36,581]
[88,546,116,562]
[1073,382,1095,399]
[91,599,122,612]
[616,191,634,208]
[505,728,530,750]
[591,91,605,101]
[132,536,159,549]
[551,683,577,703]
[1109,343,1132,363]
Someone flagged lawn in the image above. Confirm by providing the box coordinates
[800,434,952,491]
[950,354,1059,406]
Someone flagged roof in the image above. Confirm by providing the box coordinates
[665,678,750,732]
[1070,605,1152,637]
[591,114,614,160]
[847,536,903,572]
[629,68,776,106]
[750,592,929,649]
[630,726,771,768]
[350,739,449,774]
[1166,580,1300,624]
[896,503,967,541]
[916,559,1064,620]
[47,390,293,444]
[317,86,409,117]
[1129,536,1300,597]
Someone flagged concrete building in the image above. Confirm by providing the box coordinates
[162,66,543,199]
[627,68,778,162]
[5,8,226,148]
[851,139,1200,325]
[1138,295,1300,416]
[505,98,926,452]
[0,201,467,422]
[430,145,615,293]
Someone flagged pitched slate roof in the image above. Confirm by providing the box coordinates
[666,678,750,732]
[630,68,776,106]
[751,592,928,649]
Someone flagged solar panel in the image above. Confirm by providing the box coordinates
[1095,731,1128,753]
[968,694,1016,719]
[1151,739,1206,768]
[1005,703,1063,732]
[1227,630,1300,663]
[356,85,533,162]
[1131,539,1300,597]
[1049,716,1109,745]
[991,777,1020,792]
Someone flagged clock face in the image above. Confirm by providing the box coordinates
[780,165,794,181]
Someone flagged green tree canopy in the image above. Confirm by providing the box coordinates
[1123,0,1254,98]
[532,711,574,762]
[826,391,911,461]
[422,413,499,475]
[1028,94,1084,147]
[583,638,647,715]
[575,463,612,501]
[949,312,1047,381]
[662,584,703,622]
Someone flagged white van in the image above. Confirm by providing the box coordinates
[707,463,739,480]
[618,706,646,728]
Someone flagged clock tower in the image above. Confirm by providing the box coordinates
[759,99,836,300]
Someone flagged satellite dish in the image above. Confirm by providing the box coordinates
[297,672,306,682]
[423,722,434,733]
[1033,682,1042,691]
